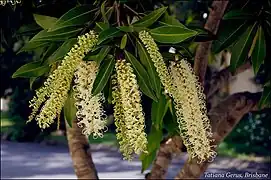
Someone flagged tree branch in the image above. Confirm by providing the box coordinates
[174,92,262,179]
[146,136,183,179]
[194,1,229,85]
[205,61,251,99]
[66,119,99,179]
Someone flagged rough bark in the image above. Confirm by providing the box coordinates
[146,136,183,179]
[66,119,99,179]
[194,1,229,85]
[174,92,262,179]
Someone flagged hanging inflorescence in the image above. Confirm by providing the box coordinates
[139,31,216,163]
[28,31,98,129]
[73,61,107,138]
[112,59,148,160]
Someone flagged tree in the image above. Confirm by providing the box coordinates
[8,0,270,179]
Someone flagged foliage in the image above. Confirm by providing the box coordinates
[7,0,271,172]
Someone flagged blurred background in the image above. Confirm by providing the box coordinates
[1,0,270,179]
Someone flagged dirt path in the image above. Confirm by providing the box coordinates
[1,141,270,179]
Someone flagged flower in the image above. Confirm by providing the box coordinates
[169,59,216,163]
[73,61,107,138]
[28,31,98,129]
[139,31,174,96]
[112,59,148,160]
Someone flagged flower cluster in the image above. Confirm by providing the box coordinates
[73,61,107,138]
[139,31,174,96]
[169,60,216,163]
[28,31,98,129]
[112,59,148,160]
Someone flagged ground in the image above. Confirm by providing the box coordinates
[1,140,270,179]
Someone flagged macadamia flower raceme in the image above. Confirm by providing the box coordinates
[170,60,216,163]
[112,59,148,160]
[73,61,107,138]
[28,31,98,129]
[139,30,174,96]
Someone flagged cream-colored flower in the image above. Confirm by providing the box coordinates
[169,59,216,163]
[28,31,98,129]
[73,61,107,138]
[112,60,148,160]
[139,30,174,96]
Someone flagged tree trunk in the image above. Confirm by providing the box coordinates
[66,119,99,179]
[174,92,261,179]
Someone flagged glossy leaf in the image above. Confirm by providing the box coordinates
[137,40,161,97]
[64,90,77,127]
[49,5,96,31]
[29,77,38,90]
[151,93,169,129]
[223,10,254,20]
[133,7,167,28]
[252,26,266,74]
[97,27,122,45]
[33,14,58,29]
[12,61,50,78]
[149,26,197,44]
[259,86,271,108]
[163,100,179,135]
[120,34,127,49]
[230,23,257,71]
[41,43,59,64]
[94,22,109,32]
[213,21,249,53]
[92,56,115,96]
[124,50,157,101]
[140,125,163,172]
[118,26,134,32]
[161,12,185,27]
[19,41,51,52]
[48,38,77,64]
[101,1,109,25]
[95,46,112,64]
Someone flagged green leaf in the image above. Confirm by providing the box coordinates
[259,86,271,108]
[96,46,112,64]
[49,5,96,31]
[29,77,38,90]
[213,21,249,53]
[94,22,109,32]
[133,7,167,28]
[19,41,51,52]
[120,34,127,49]
[136,40,161,97]
[101,1,109,25]
[97,27,122,45]
[163,100,179,135]
[149,26,197,44]
[161,12,185,27]
[140,125,163,172]
[230,23,258,71]
[48,38,77,64]
[118,26,134,32]
[12,61,50,78]
[252,26,266,74]
[64,90,77,127]
[223,10,254,20]
[124,50,157,101]
[92,56,115,96]
[33,14,58,29]
[151,93,169,129]
[41,43,59,64]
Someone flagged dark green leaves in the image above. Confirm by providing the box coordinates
[259,86,271,108]
[49,5,96,31]
[161,12,185,27]
[48,38,77,64]
[140,125,163,172]
[213,21,249,53]
[149,26,197,44]
[137,40,161,97]
[151,93,169,129]
[120,34,127,49]
[230,23,258,71]
[12,61,50,78]
[64,90,77,127]
[133,7,167,28]
[33,14,58,29]
[98,27,122,45]
[223,10,254,20]
[92,56,115,96]
[252,26,266,74]
[124,50,157,101]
